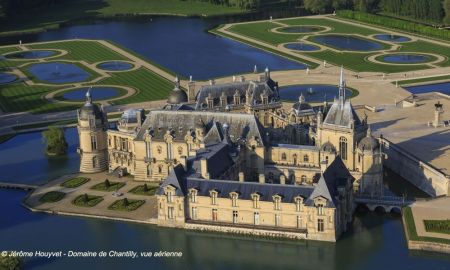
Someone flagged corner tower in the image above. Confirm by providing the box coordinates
[77,89,108,173]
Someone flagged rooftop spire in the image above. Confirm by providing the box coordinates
[366,125,372,137]
[338,66,346,107]
[85,87,92,104]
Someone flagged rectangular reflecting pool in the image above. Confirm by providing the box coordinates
[404,82,450,95]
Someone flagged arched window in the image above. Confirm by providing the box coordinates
[92,156,97,168]
[303,155,309,162]
[339,137,348,160]
[292,154,297,165]
[281,153,287,161]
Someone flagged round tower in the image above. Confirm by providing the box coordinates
[77,89,108,173]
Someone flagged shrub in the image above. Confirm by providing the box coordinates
[60,177,90,188]
[39,191,65,203]
[72,194,103,207]
[108,198,145,211]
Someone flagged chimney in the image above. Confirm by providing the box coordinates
[259,174,265,184]
[200,158,209,179]
[239,172,244,182]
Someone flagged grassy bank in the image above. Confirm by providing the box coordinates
[0,0,245,36]
[398,75,450,86]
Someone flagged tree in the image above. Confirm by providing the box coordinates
[123,198,129,207]
[0,253,21,270]
[83,193,89,203]
[444,0,450,24]
[304,0,330,13]
[104,179,110,188]
[428,0,443,23]
[143,183,149,192]
[42,127,67,156]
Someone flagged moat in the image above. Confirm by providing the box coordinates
[1,16,450,269]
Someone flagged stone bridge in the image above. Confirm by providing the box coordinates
[355,194,414,213]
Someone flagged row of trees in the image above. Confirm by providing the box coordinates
[303,0,450,24]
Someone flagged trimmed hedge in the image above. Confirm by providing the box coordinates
[337,10,450,41]
[424,220,450,234]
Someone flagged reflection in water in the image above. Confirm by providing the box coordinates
[0,128,79,184]
[1,189,449,270]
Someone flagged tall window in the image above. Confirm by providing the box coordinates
[168,207,174,219]
[254,212,260,225]
[339,137,348,160]
[210,190,218,205]
[251,193,259,209]
[318,219,324,232]
[212,209,218,221]
[231,193,238,207]
[167,143,173,160]
[232,211,238,224]
[190,189,197,203]
[91,135,97,150]
[317,203,325,215]
[191,207,197,220]
[297,216,302,229]
[293,154,297,165]
[275,214,281,227]
[121,138,127,151]
[281,153,286,161]
[273,195,281,210]
[146,141,152,158]
[167,191,173,203]
[301,175,307,183]
[108,137,111,147]
[92,156,97,168]
[295,197,303,212]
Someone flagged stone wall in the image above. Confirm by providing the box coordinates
[380,138,449,197]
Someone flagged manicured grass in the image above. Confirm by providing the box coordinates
[72,194,104,207]
[0,82,79,113]
[398,75,450,86]
[39,191,65,203]
[108,198,145,212]
[403,207,450,245]
[29,40,128,64]
[0,0,244,36]
[305,50,428,73]
[230,22,299,45]
[0,46,20,55]
[280,17,380,36]
[129,184,159,196]
[60,177,90,188]
[91,181,126,192]
[424,220,450,235]
[97,68,173,105]
[397,41,450,67]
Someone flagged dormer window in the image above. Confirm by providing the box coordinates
[317,203,325,215]
[210,190,218,205]
[294,196,303,212]
[166,189,174,203]
[230,192,239,207]
[189,189,198,203]
[273,195,281,210]
[251,193,260,209]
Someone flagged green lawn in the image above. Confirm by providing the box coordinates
[225,16,450,72]
[39,191,66,203]
[29,40,128,63]
[108,198,145,212]
[91,180,126,192]
[61,177,90,188]
[129,184,159,196]
[97,68,173,105]
[398,75,450,86]
[0,0,244,36]
[72,194,104,207]
[403,207,450,245]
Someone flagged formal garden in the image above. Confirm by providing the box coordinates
[72,193,104,207]
[0,39,174,114]
[108,198,145,212]
[217,15,450,73]
[39,191,66,203]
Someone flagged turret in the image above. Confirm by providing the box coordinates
[77,88,108,173]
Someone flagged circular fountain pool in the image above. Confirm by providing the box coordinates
[5,50,58,59]
[377,54,433,64]
[0,73,18,84]
[97,61,134,71]
[284,43,320,51]
[26,62,92,84]
[373,34,411,43]
[57,87,124,101]
[280,84,353,103]
[278,26,325,33]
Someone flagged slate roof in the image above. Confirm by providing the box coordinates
[272,143,319,151]
[194,79,278,110]
[136,110,266,145]
[187,142,234,179]
[323,100,361,128]
[156,165,186,196]
[186,178,314,203]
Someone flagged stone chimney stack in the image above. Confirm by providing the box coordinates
[239,172,245,182]
[280,175,286,185]
[200,158,209,179]
[259,174,265,184]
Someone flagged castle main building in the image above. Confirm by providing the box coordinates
[77,68,383,242]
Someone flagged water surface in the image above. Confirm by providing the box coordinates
[27,62,91,84]
[404,82,450,95]
[373,34,411,43]
[380,54,431,64]
[5,50,57,59]
[0,72,18,84]
[97,61,133,71]
[312,35,384,51]
[284,43,320,51]
[61,87,122,101]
